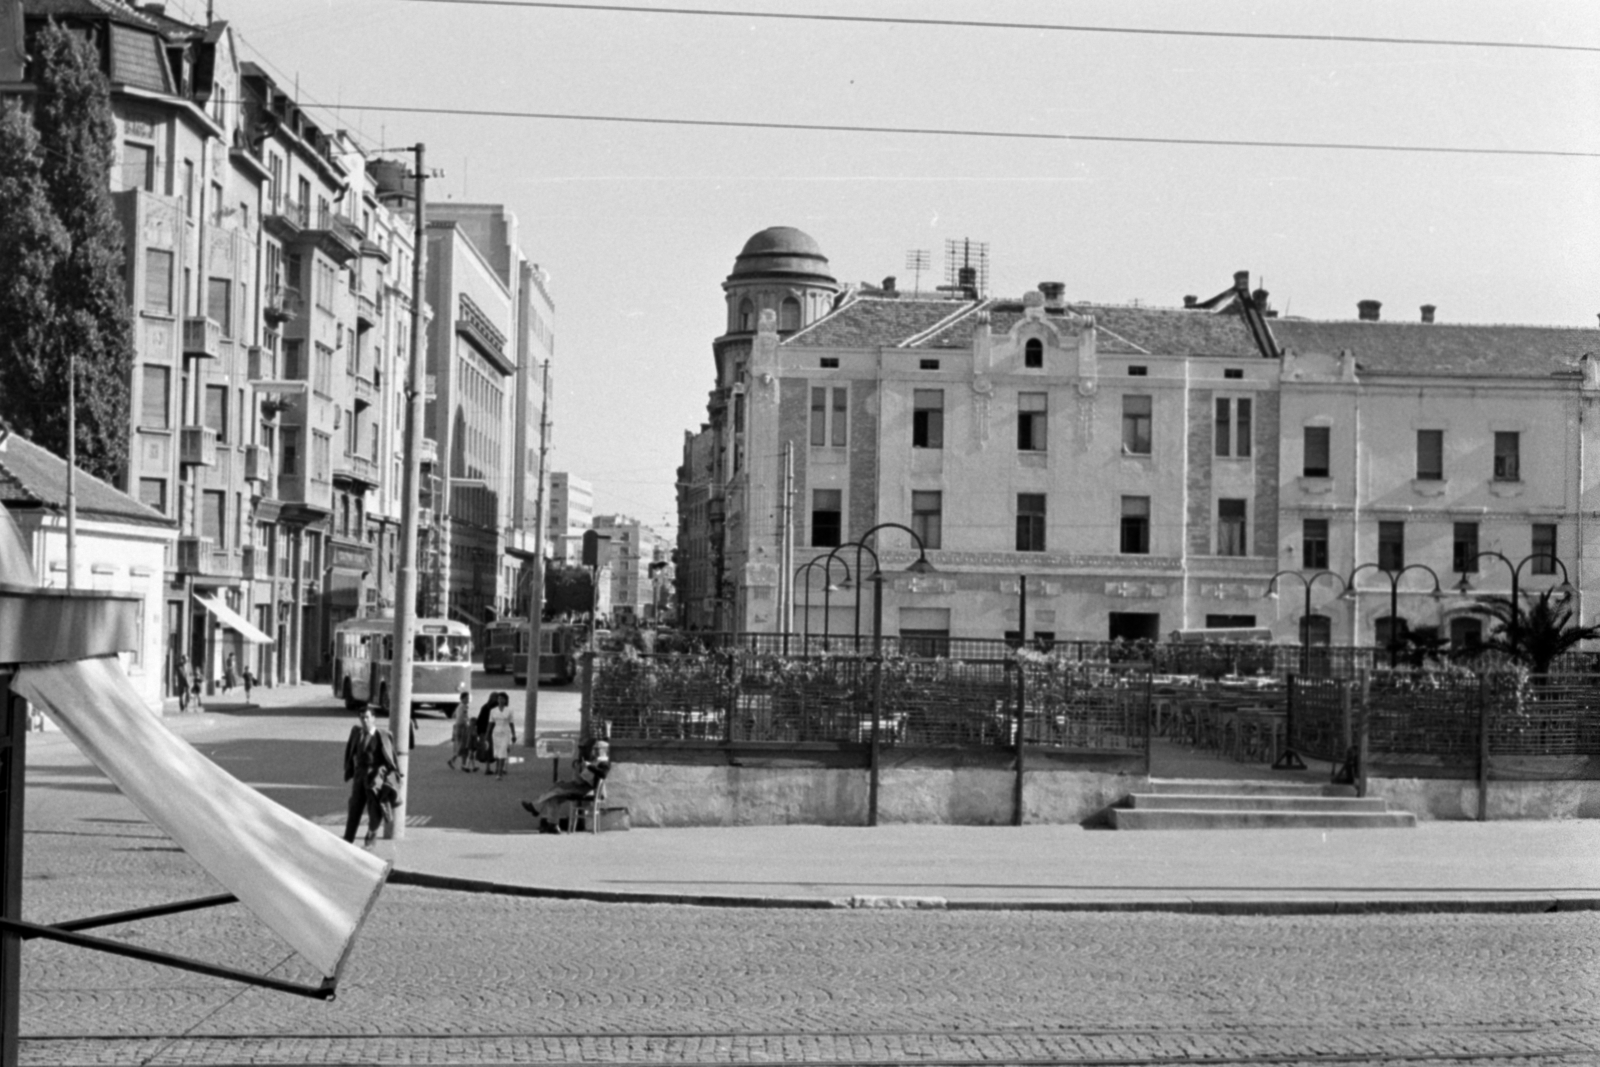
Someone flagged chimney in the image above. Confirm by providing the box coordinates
[142,2,167,13]
[1183,295,1199,309]
[957,265,978,298]
[1420,304,1436,324]
[1233,270,1250,291]
[1357,299,1382,322]
[1252,288,1270,312]
[1038,281,1065,306]
[881,276,896,293]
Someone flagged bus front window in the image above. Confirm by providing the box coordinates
[414,635,436,661]
[446,635,472,662]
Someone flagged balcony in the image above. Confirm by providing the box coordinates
[263,284,303,325]
[334,452,380,489]
[417,507,434,529]
[241,545,265,580]
[209,550,242,580]
[243,444,272,484]
[355,291,378,329]
[179,425,218,467]
[353,374,377,406]
[183,316,221,360]
[263,197,308,241]
[419,437,439,467]
[175,536,213,576]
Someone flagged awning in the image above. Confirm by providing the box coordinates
[10,656,388,981]
[194,593,274,644]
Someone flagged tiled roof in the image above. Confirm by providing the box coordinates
[0,435,173,528]
[787,293,1263,358]
[1271,319,1600,377]
[25,0,163,31]
[785,296,980,349]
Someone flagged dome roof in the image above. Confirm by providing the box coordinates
[729,226,834,283]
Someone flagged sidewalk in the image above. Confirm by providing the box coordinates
[25,689,1600,915]
[381,817,1600,914]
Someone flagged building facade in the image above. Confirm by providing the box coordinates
[683,227,1600,650]
[592,514,662,626]
[548,471,594,564]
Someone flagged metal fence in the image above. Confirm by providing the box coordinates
[592,650,1147,755]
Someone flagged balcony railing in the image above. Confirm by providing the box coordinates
[175,536,213,576]
[263,284,303,325]
[355,291,378,329]
[183,316,221,360]
[243,444,272,484]
[179,426,218,467]
[334,452,379,487]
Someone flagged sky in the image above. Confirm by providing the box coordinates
[206,0,1599,541]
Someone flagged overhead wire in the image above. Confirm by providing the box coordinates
[328,105,1598,160]
[379,0,1600,54]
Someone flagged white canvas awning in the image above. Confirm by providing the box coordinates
[194,593,273,644]
[11,656,387,980]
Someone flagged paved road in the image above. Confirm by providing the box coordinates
[19,681,1600,1065]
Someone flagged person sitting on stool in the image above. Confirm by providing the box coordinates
[521,738,610,833]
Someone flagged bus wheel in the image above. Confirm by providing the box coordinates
[376,684,390,717]
[343,679,367,711]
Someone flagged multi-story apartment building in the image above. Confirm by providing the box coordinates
[3,2,434,696]
[548,472,594,564]
[592,514,661,627]
[675,428,717,629]
[5,4,276,696]
[1271,306,1599,650]
[684,227,1600,651]
[429,204,554,621]
[422,215,517,639]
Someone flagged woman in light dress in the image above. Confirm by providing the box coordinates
[487,691,517,779]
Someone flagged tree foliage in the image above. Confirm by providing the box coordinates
[0,23,133,482]
[0,99,68,430]
[1468,589,1600,675]
[545,563,595,618]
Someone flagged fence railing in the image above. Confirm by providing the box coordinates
[591,650,1148,755]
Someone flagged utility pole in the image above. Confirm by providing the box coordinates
[779,442,793,640]
[522,358,551,747]
[387,144,426,840]
[65,351,76,592]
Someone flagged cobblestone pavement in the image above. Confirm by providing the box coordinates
[20,822,1600,1065]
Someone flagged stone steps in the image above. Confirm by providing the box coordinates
[1109,779,1417,830]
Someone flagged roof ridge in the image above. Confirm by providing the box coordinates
[900,298,991,348]
[1091,322,1154,356]
[782,291,862,345]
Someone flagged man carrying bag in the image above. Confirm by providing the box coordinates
[343,708,400,847]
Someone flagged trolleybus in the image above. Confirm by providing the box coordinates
[512,622,580,687]
[482,617,526,673]
[332,617,473,715]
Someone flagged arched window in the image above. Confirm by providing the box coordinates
[1024,337,1044,368]
[1449,616,1483,651]
[1300,614,1332,647]
[779,297,801,332]
[738,299,754,331]
[1374,615,1409,651]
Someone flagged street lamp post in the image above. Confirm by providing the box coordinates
[1266,569,1346,676]
[822,540,879,652]
[794,555,850,649]
[1341,562,1444,669]
[1453,551,1573,622]
[847,522,936,827]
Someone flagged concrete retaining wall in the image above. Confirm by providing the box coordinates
[608,763,1145,827]
[1367,777,1600,821]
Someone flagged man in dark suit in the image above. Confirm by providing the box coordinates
[343,708,400,847]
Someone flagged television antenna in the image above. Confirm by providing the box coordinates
[904,250,930,294]
[942,238,990,298]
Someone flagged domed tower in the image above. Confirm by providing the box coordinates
[713,226,839,384]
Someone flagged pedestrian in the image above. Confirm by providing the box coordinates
[520,736,609,832]
[189,660,205,711]
[223,653,237,694]
[488,691,517,779]
[448,691,473,771]
[242,665,255,704]
[174,654,190,712]
[474,692,496,772]
[342,707,400,847]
